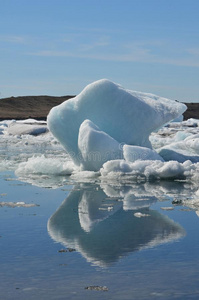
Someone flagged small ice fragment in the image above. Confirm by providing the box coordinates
[134,212,150,218]
[123,145,164,162]
[161,207,174,211]
[85,286,108,291]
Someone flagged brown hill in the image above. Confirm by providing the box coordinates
[0,96,198,121]
[183,103,199,120]
[0,95,75,121]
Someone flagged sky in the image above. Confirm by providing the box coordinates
[0,0,199,102]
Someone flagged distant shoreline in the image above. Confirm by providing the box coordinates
[0,95,75,121]
[0,95,198,121]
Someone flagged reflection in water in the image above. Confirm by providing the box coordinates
[48,183,185,267]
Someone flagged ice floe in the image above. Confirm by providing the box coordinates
[5,119,48,136]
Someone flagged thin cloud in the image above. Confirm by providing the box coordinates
[186,48,199,56]
[25,35,199,68]
[0,35,26,43]
[80,36,110,51]
[27,49,199,67]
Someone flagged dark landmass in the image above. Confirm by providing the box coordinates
[0,95,75,121]
[0,95,198,121]
[183,103,199,120]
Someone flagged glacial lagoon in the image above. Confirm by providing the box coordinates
[1,170,199,299]
[1,116,199,299]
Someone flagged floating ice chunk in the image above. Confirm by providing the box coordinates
[47,79,186,168]
[157,160,185,178]
[174,131,192,142]
[0,121,10,134]
[15,155,75,176]
[100,159,193,181]
[185,135,199,155]
[0,201,38,208]
[158,139,199,163]
[134,212,150,218]
[0,127,5,135]
[158,148,199,163]
[166,118,199,129]
[101,159,133,175]
[182,118,199,127]
[6,121,48,136]
[16,118,47,125]
[78,119,123,171]
[123,144,164,162]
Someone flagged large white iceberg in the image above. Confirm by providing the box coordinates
[47,79,186,171]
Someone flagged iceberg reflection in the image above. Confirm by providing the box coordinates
[48,184,185,267]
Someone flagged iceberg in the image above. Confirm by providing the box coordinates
[47,79,186,171]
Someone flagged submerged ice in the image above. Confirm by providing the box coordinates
[47,79,186,171]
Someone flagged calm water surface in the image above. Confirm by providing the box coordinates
[1,171,199,300]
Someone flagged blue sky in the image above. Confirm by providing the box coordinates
[0,0,199,102]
